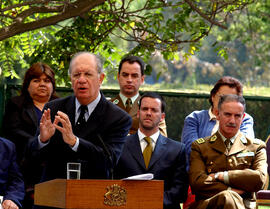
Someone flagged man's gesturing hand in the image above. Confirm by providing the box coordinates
[40,109,56,143]
[54,111,77,147]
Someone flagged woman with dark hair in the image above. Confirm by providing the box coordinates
[3,62,57,160]
[2,62,58,209]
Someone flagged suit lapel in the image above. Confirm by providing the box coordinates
[71,93,107,138]
[112,94,140,116]
[127,134,146,169]
[209,132,227,155]
[209,132,247,156]
[83,93,107,134]
[229,133,246,155]
[64,96,76,126]
[148,134,167,169]
[24,102,38,127]
[113,95,125,110]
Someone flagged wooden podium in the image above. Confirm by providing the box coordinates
[34,179,163,209]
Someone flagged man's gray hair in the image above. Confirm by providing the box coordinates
[68,52,103,75]
[218,94,246,111]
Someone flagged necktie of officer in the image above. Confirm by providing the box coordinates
[125,98,132,112]
[225,138,231,151]
[143,137,153,168]
[76,105,88,127]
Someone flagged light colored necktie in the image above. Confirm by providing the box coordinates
[143,137,153,168]
[225,138,231,151]
[125,98,132,112]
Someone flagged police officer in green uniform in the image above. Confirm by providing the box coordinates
[189,94,267,209]
[110,55,167,136]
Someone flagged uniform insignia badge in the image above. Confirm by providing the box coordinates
[113,99,119,105]
[240,136,247,144]
[236,152,254,157]
[253,138,261,145]
[210,135,217,142]
[196,138,205,144]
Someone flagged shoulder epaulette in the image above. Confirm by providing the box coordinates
[196,138,205,144]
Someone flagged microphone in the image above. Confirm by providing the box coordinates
[97,134,114,179]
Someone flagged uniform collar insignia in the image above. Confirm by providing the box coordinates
[196,138,205,144]
[113,99,119,105]
[210,135,217,142]
[240,136,247,144]
[253,138,261,145]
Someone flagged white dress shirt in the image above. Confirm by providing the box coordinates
[137,129,160,152]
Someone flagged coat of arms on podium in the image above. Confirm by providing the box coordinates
[104,184,127,206]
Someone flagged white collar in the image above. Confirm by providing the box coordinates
[119,92,139,106]
[218,130,240,144]
[75,92,101,115]
[208,108,217,121]
[137,129,160,144]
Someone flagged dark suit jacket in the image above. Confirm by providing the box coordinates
[28,93,132,181]
[3,94,39,161]
[2,94,55,190]
[115,133,188,209]
[0,137,25,208]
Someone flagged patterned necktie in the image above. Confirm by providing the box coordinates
[76,105,88,127]
[143,137,153,168]
[225,138,231,151]
[125,98,132,112]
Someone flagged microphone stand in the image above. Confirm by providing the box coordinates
[97,134,114,179]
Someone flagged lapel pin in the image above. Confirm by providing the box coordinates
[240,137,247,144]
[210,135,217,142]
[113,99,119,105]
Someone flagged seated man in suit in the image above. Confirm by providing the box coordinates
[111,55,167,136]
[0,137,24,209]
[189,94,267,209]
[28,52,132,182]
[115,92,188,209]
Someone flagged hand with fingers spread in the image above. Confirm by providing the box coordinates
[2,200,19,209]
[54,111,77,147]
[27,52,132,184]
[40,108,56,143]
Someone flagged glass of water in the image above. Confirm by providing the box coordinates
[67,162,81,179]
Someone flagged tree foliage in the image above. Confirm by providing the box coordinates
[0,0,254,84]
[206,0,270,86]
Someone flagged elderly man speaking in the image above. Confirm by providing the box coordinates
[28,52,131,182]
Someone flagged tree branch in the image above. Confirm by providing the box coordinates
[184,0,227,29]
[0,0,106,41]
